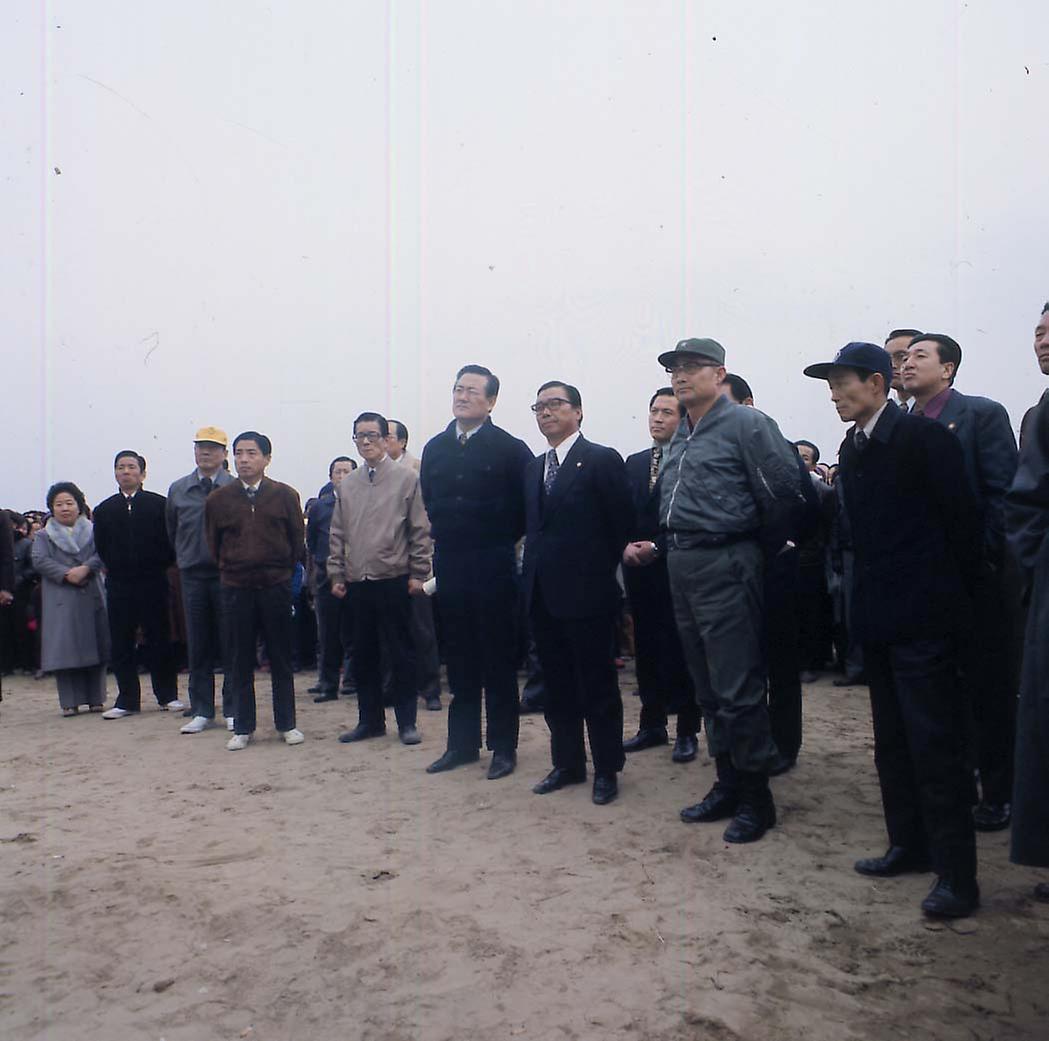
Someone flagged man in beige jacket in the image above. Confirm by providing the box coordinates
[328,412,433,746]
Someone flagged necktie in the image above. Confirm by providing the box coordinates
[855,429,869,452]
[245,486,257,501]
[649,445,663,492]
[368,468,375,483]
[201,476,214,495]
[457,432,468,446]
[544,449,559,495]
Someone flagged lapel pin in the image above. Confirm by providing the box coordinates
[947,422,957,431]
[576,461,582,468]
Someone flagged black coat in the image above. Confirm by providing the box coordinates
[935,389,1018,564]
[623,447,669,600]
[522,435,633,620]
[838,402,980,646]
[92,490,174,581]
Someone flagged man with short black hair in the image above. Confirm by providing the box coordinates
[385,421,420,472]
[902,333,1020,829]
[621,388,699,762]
[885,328,923,411]
[95,451,182,719]
[804,342,981,917]
[205,432,306,750]
[421,365,534,779]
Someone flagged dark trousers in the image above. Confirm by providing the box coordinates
[108,574,178,711]
[530,587,625,776]
[223,581,296,735]
[962,563,1021,805]
[181,569,232,719]
[765,549,802,761]
[865,636,976,879]
[315,577,353,689]
[438,546,520,755]
[668,541,776,774]
[349,577,417,732]
[382,593,441,702]
[797,561,832,670]
[624,564,699,738]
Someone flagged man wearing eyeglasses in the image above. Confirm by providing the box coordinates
[420,365,534,780]
[659,338,803,844]
[522,381,633,805]
[327,412,433,747]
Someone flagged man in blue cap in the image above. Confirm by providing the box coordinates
[657,338,804,843]
[804,342,981,918]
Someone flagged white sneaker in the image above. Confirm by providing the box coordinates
[226,733,251,751]
[101,707,133,720]
[281,728,305,745]
[163,699,186,712]
[180,716,213,734]
[225,717,235,731]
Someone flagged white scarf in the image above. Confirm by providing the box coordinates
[45,515,94,556]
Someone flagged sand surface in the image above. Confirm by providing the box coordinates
[1,667,1047,1041]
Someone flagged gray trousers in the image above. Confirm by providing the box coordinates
[667,541,776,773]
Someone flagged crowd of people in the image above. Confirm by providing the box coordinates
[2,306,1048,925]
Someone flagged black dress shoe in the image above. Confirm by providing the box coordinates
[921,875,980,918]
[308,683,335,695]
[723,794,776,843]
[1033,882,1049,903]
[768,753,796,777]
[426,748,480,773]
[313,692,339,703]
[592,773,618,805]
[623,727,669,753]
[341,685,358,697]
[487,752,516,780]
[338,723,385,743]
[680,784,738,823]
[424,695,442,712]
[532,766,587,795]
[854,845,932,877]
[671,733,698,763]
[972,801,1011,832]
[399,725,421,745]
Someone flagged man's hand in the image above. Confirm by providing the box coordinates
[0,590,13,607]
[623,541,658,567]
[408,578,425,596]
[331,581,347,599]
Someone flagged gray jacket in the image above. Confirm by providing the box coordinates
[660,395,803,540]
[166,468,235,572]
[31,528,110,672]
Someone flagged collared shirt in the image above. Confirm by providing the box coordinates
[543,430,581,482]
[455,423,482,442]
[893,392,913,412]
[196,468,221,483]
[914,386,953,421]
[861,401,891,440]
[166,467,234,571]
[240,479,262,492]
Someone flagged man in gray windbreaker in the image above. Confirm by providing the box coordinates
[655,337,803,843]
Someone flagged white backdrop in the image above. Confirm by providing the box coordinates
[4,1,1048,509]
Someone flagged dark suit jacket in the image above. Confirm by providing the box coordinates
[523,435,633,620]
[92,490,174,581]
[935,389,1018,564]
[839,402,981,646]
[623,446,669,601]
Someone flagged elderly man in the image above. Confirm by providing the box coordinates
[804,342,980,917]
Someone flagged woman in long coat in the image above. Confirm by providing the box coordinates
[31,482,111,715]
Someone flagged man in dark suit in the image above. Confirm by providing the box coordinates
[902,333,1020,831]
[421,365,534,780]
[95,451,182,718]
[523,380,633,804]
[804,341,981,918]
[621,387,699,763]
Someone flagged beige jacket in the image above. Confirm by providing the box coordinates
[326,455,432,584]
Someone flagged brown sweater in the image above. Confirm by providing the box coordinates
[205,476,305,588]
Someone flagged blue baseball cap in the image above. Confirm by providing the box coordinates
[803,342,893,383]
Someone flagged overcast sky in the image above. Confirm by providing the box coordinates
[4,1,1048,508]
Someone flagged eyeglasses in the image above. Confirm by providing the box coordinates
[665,360,718,375]
[531,398,573,414]
[352,432,383,444]
[453,384,485,398]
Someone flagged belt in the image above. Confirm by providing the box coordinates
[667,529,758,550]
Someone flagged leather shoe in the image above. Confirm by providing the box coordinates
[921,875,980,918]
[672,733,698,763]
[854,845,931,877]
[426,748,481,773]
[972,801,1011,832]
[623,727,668,753]
[532,766,587,795]
[399,725,421,745]
[680,784,738,823]
[487,752,516,780]
[308,683,335,695]
[723,795,776,843]
[1033,882,1049,903]
[338,723,385,743]
[424,695,442,712]
[592,773,618,805]
[313,692,339,703]
[768,753,796,777]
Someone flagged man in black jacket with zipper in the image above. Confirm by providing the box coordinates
[95,451,182,717]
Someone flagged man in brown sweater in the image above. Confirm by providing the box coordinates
[205,431,306,750]
[327,412,433,746]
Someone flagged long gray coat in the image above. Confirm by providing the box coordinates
[31,526,111,672]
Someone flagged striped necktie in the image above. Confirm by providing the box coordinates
[649,445,663,492]
[544,449,559,495]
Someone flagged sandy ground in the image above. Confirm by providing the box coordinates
[1,666,1047,1041]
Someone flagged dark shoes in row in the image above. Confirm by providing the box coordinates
[679,781,776,844]
[853,845,979,918]
[337,722,420,745]
[425,747,517,780]
[531,766,618,805]
[622,728,698,763]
